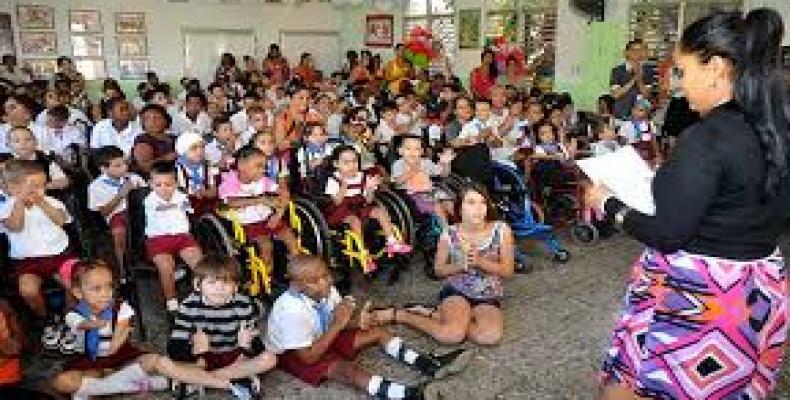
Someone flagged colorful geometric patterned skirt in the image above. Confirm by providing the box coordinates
[601,248,788,399]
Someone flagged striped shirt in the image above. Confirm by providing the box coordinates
[167,292,260,360]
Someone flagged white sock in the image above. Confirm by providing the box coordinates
[384,337,419,365]
[367,375,407,399]
[74,363,148,397]
[166,298,179,312]
[367,375,383,396]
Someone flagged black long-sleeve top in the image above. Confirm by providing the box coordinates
[605,101,790,260]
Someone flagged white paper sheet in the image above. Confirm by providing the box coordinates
[576,146,656,216]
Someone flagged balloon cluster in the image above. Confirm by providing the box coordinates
[487,36,527,75]
[404,26,437,69]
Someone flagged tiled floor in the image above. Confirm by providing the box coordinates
[25,232,790,399]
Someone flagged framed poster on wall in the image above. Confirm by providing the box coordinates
[115,12,145,34]
[70,10,102,33]
[458,9,481,49]
[16,5,54,30]
[19,31,57,55]
[365,14,393,48]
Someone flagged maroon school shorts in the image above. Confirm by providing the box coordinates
[277,329,359,386]
[145,233,198,260]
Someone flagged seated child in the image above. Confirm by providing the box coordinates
[218,145,299,271]
[54,260,248,399]
[0,160,76,317]
[88,145,146,272]
[167,254,277,398]
[144,161,203,313]
[175,132,219,218]
[133,104,177,177]
[618,98,661,165]
[529,121,571,197]
[205,116,242,171]
[44,105,85,170]
[296,122,337,182]
[391,136,453,225]
[251,131,290,198]
[589,118,621,157]
[266,255,470,399]
[324,145,411,269]
[240,106,272,146]
[7,126,70,190]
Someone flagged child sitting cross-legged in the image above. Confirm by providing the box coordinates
[167,254,277,399]
[53,260,255,399]
[266,255,471,400]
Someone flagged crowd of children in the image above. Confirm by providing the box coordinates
[0,42,678,398]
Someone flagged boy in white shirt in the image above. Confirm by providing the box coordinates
[88,145,146,274]
[267,255,470,400]
[144,161,203,313]
[90,99,142,157]
[1,160,77,317]
[8,126,70,191]
[44,105,86,168]
[171,91,212,137]
[204,116,241,171]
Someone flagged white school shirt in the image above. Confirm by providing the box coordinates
[42,125,86,158]
[171,111,212,137]
[374,121,397,144]
[618,120,657,144]
[176,162,218,195]
[5,196,72,259]
[230,109,249,134]
[88,173,146,221]
[64,301,135,357]
[0,122,48,154]
[143,190,192,238]
[326,113,343,138]
[90,119,143,156]
[204,138,241,167]
[265,287,341,354]
[456,119,483,141]
[35,107,91,129]
[296,143,337,178]
[325,172,367,197]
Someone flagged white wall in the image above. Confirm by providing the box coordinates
[0,0,403,81]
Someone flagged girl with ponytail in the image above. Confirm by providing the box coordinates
[588,8,790,400]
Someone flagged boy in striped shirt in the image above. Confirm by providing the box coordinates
[167,254,276,399]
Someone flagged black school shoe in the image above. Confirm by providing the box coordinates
[414,348,473,380]
[402,381,442,400]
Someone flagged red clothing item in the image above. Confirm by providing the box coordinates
[470,66,496,100]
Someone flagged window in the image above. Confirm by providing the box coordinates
[523,1,557,82]
[404,0,456,68]
[628,0,742,63]
[69,10,105,80]
[486,0,517,43]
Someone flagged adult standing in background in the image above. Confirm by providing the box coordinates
[214,52,242,87]
[591,9,790,400]
[469,49,497,100]
[263,43,290,86]
[610,39,654,119]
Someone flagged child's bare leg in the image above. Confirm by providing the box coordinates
[344,215,363,242]
[370,206,393,238]
[17,273,45,317]
[111,227,126,274]
[209,352,277,381]
[52,369,101,394]
[152,254,177,303]
[179,246,203,269]
[275,229,299,255]
[326,360,374,392]
[254,237,274,265]
[151,355,232,390]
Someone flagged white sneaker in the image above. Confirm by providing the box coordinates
[58,329,78,355]
[174,266,188,281]
[42,322,63,350]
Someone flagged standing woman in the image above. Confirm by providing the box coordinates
[590,9,790,400]
[263,43,290,86]
[470,49,497,100]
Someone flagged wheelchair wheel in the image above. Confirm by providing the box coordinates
[290,197,333,259]
[570,222,599,244]
[375,189,417,247]
[193,214,237,257]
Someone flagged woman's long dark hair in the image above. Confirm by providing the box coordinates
[680,8,790,199]
[481,48,498,80]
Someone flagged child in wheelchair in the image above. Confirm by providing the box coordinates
[217,145,299,271]
[295,122,338,191]
[324,145,411,271]
[175,131,219,218]
[87,145,146,272]
[391,135,454,228]
[167,254,277,399]
[143,161,203,313]
[205,116,242,172]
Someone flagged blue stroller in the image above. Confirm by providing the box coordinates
[489,161,571,267]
